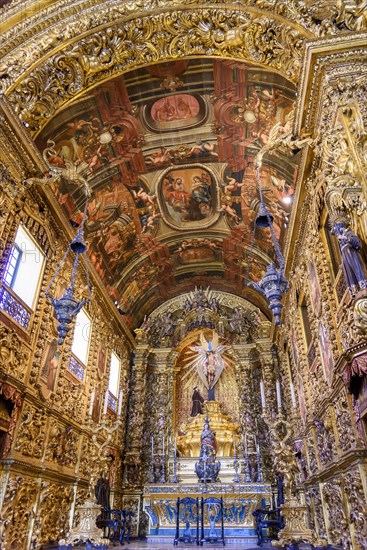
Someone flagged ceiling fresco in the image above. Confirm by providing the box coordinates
[37,58,299,327]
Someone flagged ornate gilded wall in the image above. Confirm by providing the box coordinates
[275,36,367,549]
[1,1,367,549]
[0,102,132,547]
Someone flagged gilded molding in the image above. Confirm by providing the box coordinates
[1,7,309,135]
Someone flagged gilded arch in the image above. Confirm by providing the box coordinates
[0,2,315,135]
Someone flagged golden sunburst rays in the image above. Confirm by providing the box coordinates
[180,339,235,392]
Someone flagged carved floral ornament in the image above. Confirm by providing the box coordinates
[0,6,312,136]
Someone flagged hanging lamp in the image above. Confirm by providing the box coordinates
[45,200,91,345]
[246,166,288,325]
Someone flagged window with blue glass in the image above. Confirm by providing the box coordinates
[1,225,45,328]
[3,244,22,288]
[68,309,92,381]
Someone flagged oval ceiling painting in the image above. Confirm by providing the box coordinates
[158,165,219,230]
[143,93,207,132]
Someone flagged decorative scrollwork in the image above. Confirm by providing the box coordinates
[6,9,306,134]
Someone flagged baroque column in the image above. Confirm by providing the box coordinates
[122,333,149,537]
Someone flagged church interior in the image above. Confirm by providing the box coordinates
[1,1,367,548]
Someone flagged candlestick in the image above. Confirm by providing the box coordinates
[151,435,154,457]
[290,381,297,408]
[117,389,123,416]
[162,435,165,456]
[103,389,108,415]
[173,438,178,483]
[88,388,95,416]
[260,380,266,410]
[276,379,282,411]
[245,453,251,482]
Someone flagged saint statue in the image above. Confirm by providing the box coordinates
[95,474,110,510]
[190,331,226,400]
[332,221,367,294]
[191,386,204,417]
[200,421,218,458]
[195,419,220,482]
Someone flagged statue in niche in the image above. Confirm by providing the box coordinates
[190,331,226,400]
[332,221,367,294]
[191,386,204,417]
[195,419,220,482]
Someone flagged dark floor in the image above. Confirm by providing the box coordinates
[113,544,273,549]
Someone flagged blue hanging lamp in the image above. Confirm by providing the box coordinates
[246,166,288,325]
[45,200,91,345]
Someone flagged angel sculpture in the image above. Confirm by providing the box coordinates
[190,332,226,401]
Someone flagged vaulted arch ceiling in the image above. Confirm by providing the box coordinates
[33,57,300,326]
[2,0,358,330]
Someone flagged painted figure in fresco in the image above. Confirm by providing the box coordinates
[146,147,173,167]
[190,140,218,157]
[219,201,240,224]
[191,386,205,417]
[176,96,193,119]
[191,175,211,206]
[154,99,176,122]
[132,188,157,207]
[164,175,191,215]
[332,221,367,293]
[223,176,244,195]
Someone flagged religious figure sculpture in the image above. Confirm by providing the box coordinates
[191,386,204,417]
[195,420,221,483]
[332,221,367,294]
[95,474,110,509]
[190,331,226,400]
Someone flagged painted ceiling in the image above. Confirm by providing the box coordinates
[37,58,299,327]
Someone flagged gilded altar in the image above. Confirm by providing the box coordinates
[143,481,272,543]
[177,401,240,458]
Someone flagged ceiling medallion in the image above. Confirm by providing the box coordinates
[157,163,220,231]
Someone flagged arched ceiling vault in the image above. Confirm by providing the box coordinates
[2,0,360,331]
[0,1,318,135]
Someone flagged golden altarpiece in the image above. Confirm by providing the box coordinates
[0,1,367,548]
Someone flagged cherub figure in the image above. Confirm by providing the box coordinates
[219,202,240,224]
[190,140,219,157]
[146,147,173,166]
[132,188,157,206]
[223,176,244,195]
[142,211,161,233]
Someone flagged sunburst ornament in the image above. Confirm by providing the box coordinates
[189,331,227,397]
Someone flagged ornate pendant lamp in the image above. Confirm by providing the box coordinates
[246,167,288,325]
[45,202,91,345]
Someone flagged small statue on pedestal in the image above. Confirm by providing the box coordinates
[332,221,367,295]
[195,420,220,483]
